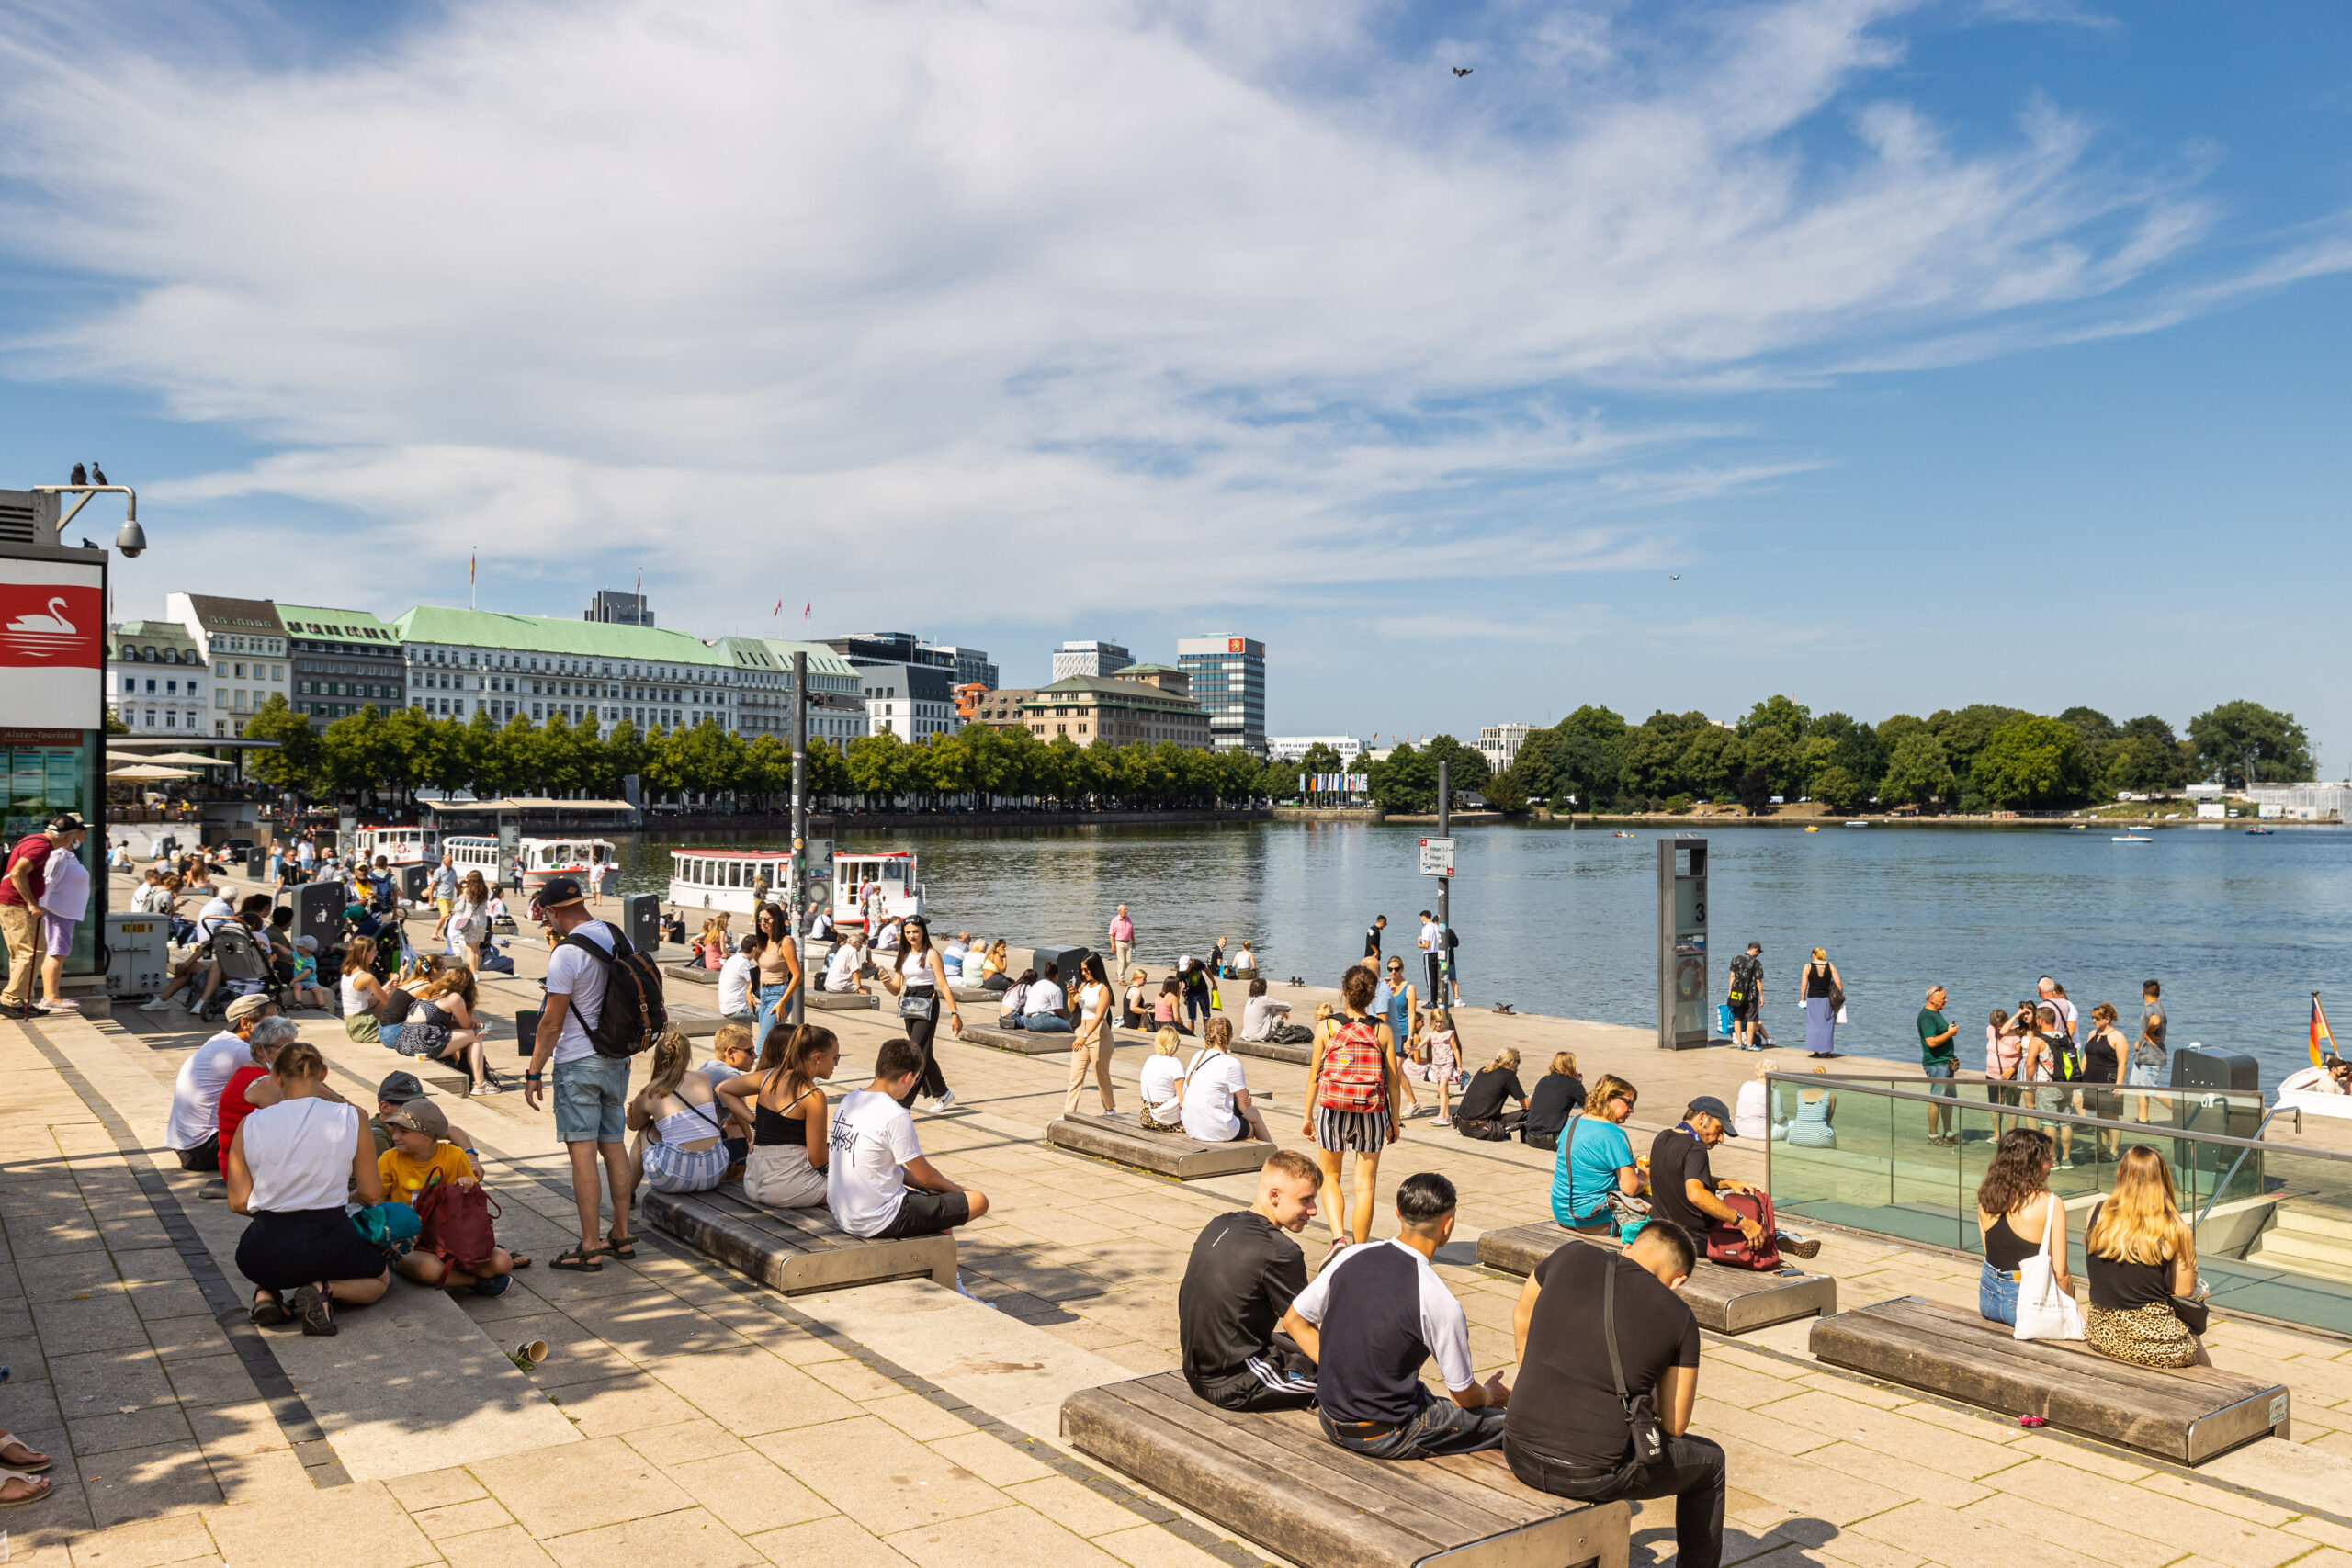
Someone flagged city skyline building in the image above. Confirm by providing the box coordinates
[1020,674,1212,749]
[279,604,405,728]
[1052,639,1133,682]
[1175,635,1266,754]
[107,621,207,735]
[1478,723,1534,773]
[857,661,959,742]
[585,589,653,627]
[391,605,735,732]
[719,637,867,748]
[164,592,288,737]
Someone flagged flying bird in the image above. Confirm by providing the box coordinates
[69,463,86,486]
[1453,66,1472,76]
[91,462,107,485]
[1670,573,1681,581]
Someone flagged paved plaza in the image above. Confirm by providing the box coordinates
[13,880,2352,1568]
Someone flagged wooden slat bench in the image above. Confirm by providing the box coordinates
[1476,1221,1837,1334]
[1063,1371,1631,1568]
[960,1022,1080,1055]
[1046,1112,1273,1180]
[1811,1296,2287,1464]
[643,1187,956,1296]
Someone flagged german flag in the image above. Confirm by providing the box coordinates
[2312,992,2337,1067]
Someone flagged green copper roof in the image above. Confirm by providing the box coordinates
[278,604,401,643]
[392,604,728,665]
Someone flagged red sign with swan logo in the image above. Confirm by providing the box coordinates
[0,582,101,667]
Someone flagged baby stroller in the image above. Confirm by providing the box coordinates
[200,924,287,1021]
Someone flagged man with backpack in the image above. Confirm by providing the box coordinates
[1725,943,1764,1050]
[525,877,668,1271]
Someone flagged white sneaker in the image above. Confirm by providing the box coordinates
[932,1089,956,1111]
[139,995,173,1011]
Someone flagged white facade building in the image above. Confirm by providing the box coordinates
[1266,736,1366,763]
[2245,782,2352,821]
[164,592,288,737]
[1478,723,1535,773]
[107,622,207,735]
[1052,640,1133,682]
[722,637,868,747]
[861,662,959,742]
[391,605,734,731]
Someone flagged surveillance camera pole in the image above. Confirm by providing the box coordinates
[29,484,139,547]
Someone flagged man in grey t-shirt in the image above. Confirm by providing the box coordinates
[2131,978,2169,1121]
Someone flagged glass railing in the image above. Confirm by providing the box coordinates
[1764,1073,2352,1337]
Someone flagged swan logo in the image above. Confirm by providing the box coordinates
[0,585,101,667]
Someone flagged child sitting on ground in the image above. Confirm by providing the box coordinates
[377,1100,527,1294]
[700,1022,759,1179]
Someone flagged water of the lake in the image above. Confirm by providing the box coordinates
[615,820,2352,1084]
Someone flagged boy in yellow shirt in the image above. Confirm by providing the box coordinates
[378,1100,527,1293]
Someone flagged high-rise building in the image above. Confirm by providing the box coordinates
[1052,639,1133,682]
[1479,723,1535,773]
[1175,636,1266,755]
[279,604,406,727]
[924,642,999,692]
[165,592,289,737]
[585,590,653,627]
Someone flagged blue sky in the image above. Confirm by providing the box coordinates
[3,0,2348,762]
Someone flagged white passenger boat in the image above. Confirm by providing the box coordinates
[446,835,503,885]
[515,838,615,894]
[354,824,440,866]
[831,850,924,931]
[669,848,794,916]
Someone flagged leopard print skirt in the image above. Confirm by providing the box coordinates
[2085,1303,2198,1368]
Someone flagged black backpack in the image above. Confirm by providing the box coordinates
[559,924,668,1057]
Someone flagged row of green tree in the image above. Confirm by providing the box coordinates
[1474,697,2313,814]
[238,696,1282,809]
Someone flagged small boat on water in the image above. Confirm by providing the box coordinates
[2112,833,2153,843]
[2247,827,2277,836]
[1804,825,1819,832]
[1611,830,1636,839]
[1843,820,1868,828]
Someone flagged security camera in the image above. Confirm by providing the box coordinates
[116,517,148,558]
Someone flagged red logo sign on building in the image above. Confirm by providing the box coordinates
[0,582,102,668]
[1227,637,1245,654]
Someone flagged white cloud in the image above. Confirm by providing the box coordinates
[0,0,2279,625]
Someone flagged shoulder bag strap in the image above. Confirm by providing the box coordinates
[1603,1258,1631,1405]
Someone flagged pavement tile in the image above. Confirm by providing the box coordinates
[66,1510,220,1568]
[882,1503,1125,1568]
[1760,1392,2022,1478]
[473,1433,696,1537]
[1955,1491,2184,1568]
[411,1498,515,1540]
[386,1465,491,1511]
[203,1480,438,1568]
[1805,1442,1995,1512]
[744,1516,915,1568]
[641,1348,861,1437]
[620,1416,750,1465]
[922,1430,1058,1488]
[74,1439,221,1529]
[545,1370,703,1438]
[865,1393,979,1442]
[801,1357,911,1404]
[435,1524,559,1568]
[1715,1435,1912,1526]
[158,1356,259,1411]
[1984,1459,2300,1568]
[662,1450,833,1535]
[1089,1523,1238,1568]
[70,1404,197,1457]
[544,1506,764,1568]
[1002,1476,1152,1539]
[750,1414,1007,1536]
[1853,1498,2066,1568]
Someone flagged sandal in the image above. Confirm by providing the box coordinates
[248,1292,290,1329]
[550,1245,606,1272]
[605,1230,636,1261]
[0,1474,51,1508]
[0,1431,51,1472]
[291,1282,335,1337]
[508,1254,533,1270]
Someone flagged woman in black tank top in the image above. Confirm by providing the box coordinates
[1973,1128,2069,1327]
[718,1025,840,1211]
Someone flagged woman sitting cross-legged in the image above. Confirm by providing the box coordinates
[377,1098,528,1294]
[628,1031,731,1195]
[718,1023,840,1208]
[395,966,501,1096]
[227,1041,390,1336]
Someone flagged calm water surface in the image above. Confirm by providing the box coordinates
[616,821,2352,1084]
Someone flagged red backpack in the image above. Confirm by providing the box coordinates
[1317,1018,1388,1112]
[413,1170,502,1274]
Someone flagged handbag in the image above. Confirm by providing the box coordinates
[1603,1258,1669,1466]
[413,1170,502,1274]
[2012,1200,2086,1341]
[899,988,939,1021]
[352,1200,422,1258]
[2169,1293,2211,1337]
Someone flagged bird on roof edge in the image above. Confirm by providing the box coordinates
[1453,66,1473,76]
[92,462,107,485]
[70,462,86,485]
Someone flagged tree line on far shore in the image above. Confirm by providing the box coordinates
[1434,696,2314,816]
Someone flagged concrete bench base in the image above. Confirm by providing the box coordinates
[806,990,879,1011]
[1046,1112,1272,1180]
[644,1187,956,1297]
[1812,1295,2288,1464]
[962,1023,1080,1055]
[1112,1027,1312,1066]
[1064,1371,1631,1568]
[1476,1221,1838,1334]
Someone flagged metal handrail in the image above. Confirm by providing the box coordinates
[1761,1071,2327,1160]
[2194,1106,2288,1230]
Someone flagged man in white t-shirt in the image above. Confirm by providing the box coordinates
[827,1039,989,1240]
[1182,1018,1271,1143]
[164,994,278,1173]
[524,878,635,1270]
[2037,976,2080,1041]
[823,928,869,994]
[717,935,757,1021]
[1418,910,1443,1000]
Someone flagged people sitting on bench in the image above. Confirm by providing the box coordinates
[1239,978,1291,1043]
[1505,1223,1724,1568]
[628,1030,730,1195]
[1139,1028,1186,1132]
[1648,1097,1820,1261]
[1454,1044,1529,1139]
[1012,963,1072,1032]
[1178,1150,1324,1412]
[719,1022,838,1209]
[822,927,870,994]
[2084,1145,2208,1369]
[1280,1172,1508,1459]
[1182,1018,1272,1144]
[1975,1128,2068,1327]
[826,1039,989,1239]
[167,993,280,1176]
[1554,1074,1644,1236]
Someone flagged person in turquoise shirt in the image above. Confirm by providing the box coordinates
[1553,1074,1641,1233]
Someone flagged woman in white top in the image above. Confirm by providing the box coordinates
[1138,1027,1186,1131]
[226,1041,388,1336]
[447,870,492,975]
[1734,1057,1776,1141]
[881,917,963,1111]
[628,1032,729,1194]
[1062,953,1119,1118]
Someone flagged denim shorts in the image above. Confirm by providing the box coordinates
[2127,1064,2162,1088]
[1979,1259,2020,1326]
[553,1053,632,1145]
[1923,1060,1957,1097]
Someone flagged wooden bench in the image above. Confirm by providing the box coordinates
[1476,1221,1837,1334]
[643,1187,956,1296]
[1046,1112,1273,1180]
[1811,1296,2288,1465]
[1112,1027,1312,1066]
[960,1022,1080,1055]
[1063,1371,1631,1568]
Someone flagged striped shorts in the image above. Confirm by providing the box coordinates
[642,1139,729,1195]
[1316,1106,1389,1155]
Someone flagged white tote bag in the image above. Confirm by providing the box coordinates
[2012,1200,2086,1341]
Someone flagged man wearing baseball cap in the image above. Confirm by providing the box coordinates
[524,877,637,1269]
[1647,1095,1820,1263]
[165,992,280,1173]
[369,1070,481,1176]
[2,813,85,1017]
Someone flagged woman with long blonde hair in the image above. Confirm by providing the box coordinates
[339,936,389,1043]
[628,1030,728,1195]
[2082,1145,2203,1367]
[719,1023,839,1208]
